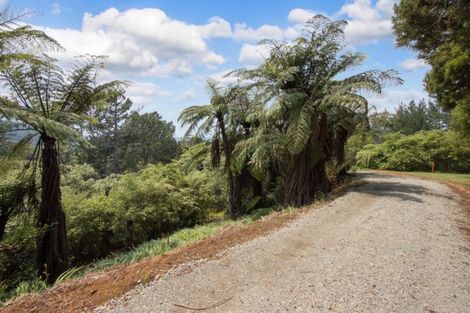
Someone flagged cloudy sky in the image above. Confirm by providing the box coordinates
[7,0,429,136]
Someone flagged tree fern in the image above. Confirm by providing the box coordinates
[0,55,123,283]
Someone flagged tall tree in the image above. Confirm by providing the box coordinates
[392,0,470,134]
[368,111,394,143]
[233,16,400,206]
[83,88,132,176]
[0,56,122,283]
[390,99,450,135]
[120,111,179,171]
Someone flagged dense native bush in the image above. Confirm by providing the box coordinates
[0,155,226,297]
[0,214,38,301]
[356,130,470,172]
[344,131,373,170]
[62,148,226,264]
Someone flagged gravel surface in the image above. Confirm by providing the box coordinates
[96,172,470,313]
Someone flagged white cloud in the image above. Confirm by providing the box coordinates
[368,88,429,112]
[51,3,61,15]
[376,0,396,17]
[197,17,232,38]
[339,0,380,20]
[0,0,7,8]
[174,90,197,102]
[126,81,172,107]
[399,58,428,71]
[233,23,284,41]
[239,43,270,65]
[337,0,398,45]
[287,8,327,24]
[287,1,397,46]
[38,7,227,77]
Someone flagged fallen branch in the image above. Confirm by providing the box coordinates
[174,296,233,311]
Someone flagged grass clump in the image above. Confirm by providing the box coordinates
[54,205,289,283]
[54,220,241,283]
[397,171,470,187]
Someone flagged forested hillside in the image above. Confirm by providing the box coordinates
[0,0,469,306]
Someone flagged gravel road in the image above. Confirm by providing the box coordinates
[96,172,470,313]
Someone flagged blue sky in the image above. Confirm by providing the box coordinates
[6,0,430,136]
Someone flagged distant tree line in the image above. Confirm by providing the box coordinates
[368,99,450,143]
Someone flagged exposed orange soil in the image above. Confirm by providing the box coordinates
[2,178,361,313]
[434,180,470,244]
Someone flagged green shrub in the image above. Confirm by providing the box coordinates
[63,160,226,265]
[0,215,38,303]
[1,145,226,300]
[356,130,470,172]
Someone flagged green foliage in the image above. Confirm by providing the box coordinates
[179,80,261,217]
[424,42,470,112]
[0,55,124,184]
[393,0,470,135]
[0,9,62,71]
[12,278,46,298]
[391,100,450,135]
[244,17,400,159]
[118,112,180,171]
[450,100,470,136]
[229,15,401,205]
[61,163,99,192]
[0,120,14,155]
[80,89,133,176]
[356,131,470,173]
[81,98,180,176]
[392,0,469,59]
[368,100,450,143]
[0,53,125,283]
[63,152,225,265]
[0,214,38,303]
[345,131,373,168]
[392,172,470,188]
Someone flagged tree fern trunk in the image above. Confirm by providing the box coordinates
[284,115,330,206]
[333,126,349,177]
[284,152,330,206]
[251,175,266,208]
[218,116,242,218]
[0,215,7,240]
[37,135,68,284]
[230,171,243,217]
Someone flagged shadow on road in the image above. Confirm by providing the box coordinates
[353,172,454,203]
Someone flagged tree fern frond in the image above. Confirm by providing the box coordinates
[286,103,315,155]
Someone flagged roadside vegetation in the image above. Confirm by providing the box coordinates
[384,172,470,188]
[0,0,469,307]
